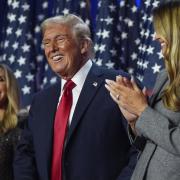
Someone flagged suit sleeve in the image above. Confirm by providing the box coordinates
[116,145,138,180]
[13,99,38,180]
[114,118,138,180]
[127,125,147,151]
[135,106,180,156]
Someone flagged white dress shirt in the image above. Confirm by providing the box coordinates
[59,60,92,125]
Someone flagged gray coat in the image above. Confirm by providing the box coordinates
[130,69,180,180]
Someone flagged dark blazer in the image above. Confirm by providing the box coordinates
[14,64,137,180]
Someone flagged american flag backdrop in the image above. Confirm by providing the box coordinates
[40,0,91,91]
[136,0,164,89]
[0,0,164,108]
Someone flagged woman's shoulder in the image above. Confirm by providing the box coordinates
[0,127,21,147]
[157,69,168,80]
[153,69,168,90]
[9,127,21,136]
[4,127,21,142]
[9,127,21,134]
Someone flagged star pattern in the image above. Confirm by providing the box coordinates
[0,0,49,107]
[136,0,164,89]
[0,0,165,107]
[93,0,164,90]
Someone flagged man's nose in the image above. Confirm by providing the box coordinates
[50,41,59,51]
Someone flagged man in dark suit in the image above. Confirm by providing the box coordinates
[14,14,137,180]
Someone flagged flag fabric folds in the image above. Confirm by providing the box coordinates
[135,0,164,89]
[0,0,163,108]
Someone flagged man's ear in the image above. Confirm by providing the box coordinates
[80,39,89,54]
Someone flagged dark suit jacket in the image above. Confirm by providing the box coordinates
[14,64,137,180]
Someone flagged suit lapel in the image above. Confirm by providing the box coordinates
[43,82,61,176]
[149,71,168,106]
[65,65,104,145]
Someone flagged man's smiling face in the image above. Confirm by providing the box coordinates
[43,23,84,80]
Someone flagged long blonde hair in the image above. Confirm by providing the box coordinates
[0,64,20,133]
[153,2,180,111]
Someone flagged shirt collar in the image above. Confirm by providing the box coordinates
[61,59,92,91]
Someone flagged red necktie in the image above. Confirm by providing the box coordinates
[51,80,76,180]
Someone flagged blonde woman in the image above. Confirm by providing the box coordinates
[0,64,21,180]
[105,1,180,180]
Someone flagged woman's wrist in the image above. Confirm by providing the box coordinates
[129,121,137,136]
[137,104,148,116]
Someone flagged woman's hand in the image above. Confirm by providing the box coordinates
[105,76,148,117]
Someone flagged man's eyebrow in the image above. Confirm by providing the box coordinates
[42,34,68,42]
[55,34,68,38]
